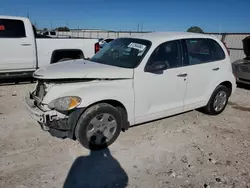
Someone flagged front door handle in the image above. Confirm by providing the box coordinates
[213,67,220,71]
[21,43,31,46]
[177,73,188,77]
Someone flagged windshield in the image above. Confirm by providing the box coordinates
[90,38,151,68]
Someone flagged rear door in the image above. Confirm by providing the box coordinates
[0,18,36,71]
[182,38,225,110]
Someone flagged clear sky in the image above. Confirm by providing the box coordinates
[1,0,250,32]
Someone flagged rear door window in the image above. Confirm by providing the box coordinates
[185,39,214,65]
[208,39,226,61]
[0,19,26,38]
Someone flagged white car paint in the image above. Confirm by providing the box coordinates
[0,15,98,74]
[36,38,98,68]
[34,59,133,79]
[26,32,236,142]
[0,16,36,71]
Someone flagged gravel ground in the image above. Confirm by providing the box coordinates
[0,82,250,188]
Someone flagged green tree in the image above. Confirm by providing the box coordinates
[187,26,204,33]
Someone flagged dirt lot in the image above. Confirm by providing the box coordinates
[0,82,250,188]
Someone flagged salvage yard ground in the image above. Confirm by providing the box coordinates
[0,83,250,188]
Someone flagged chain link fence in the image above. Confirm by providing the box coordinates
[56,30,151,39]
[56,30,250,62]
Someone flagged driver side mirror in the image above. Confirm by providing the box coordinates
[145,61,168,73]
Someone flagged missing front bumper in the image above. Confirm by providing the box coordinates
[25,93,85,139]
[25,94,68,124]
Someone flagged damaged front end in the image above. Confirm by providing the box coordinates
[25,79,90,139]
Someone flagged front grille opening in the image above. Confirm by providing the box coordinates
[35,81,47,100]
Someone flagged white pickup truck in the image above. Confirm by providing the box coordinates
[0,16,98,78]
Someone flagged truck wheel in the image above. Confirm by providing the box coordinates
[203,85,229,115]
[75,103,122,150]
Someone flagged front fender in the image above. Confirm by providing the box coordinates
[43,79,135,125]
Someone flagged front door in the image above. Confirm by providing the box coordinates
[0,18,36,71]
[134,40,188,124]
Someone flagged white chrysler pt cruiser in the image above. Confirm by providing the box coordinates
[26,32,236,150]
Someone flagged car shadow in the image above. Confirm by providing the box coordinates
[63,148,128,188]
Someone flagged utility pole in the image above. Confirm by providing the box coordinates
[219,24,222,35]
[50,20,53,30]
[78,26,79,37]
[27,11,30,19]
[141,23,143,32]
[137,24,139,32]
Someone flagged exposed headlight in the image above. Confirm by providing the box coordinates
[48,96,81,111]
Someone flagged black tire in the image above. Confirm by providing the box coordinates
[75,103,122,150]
[203,85,229,115]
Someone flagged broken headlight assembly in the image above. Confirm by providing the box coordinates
[48,96,81,111]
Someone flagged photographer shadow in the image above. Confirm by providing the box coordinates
[64,148,128,188]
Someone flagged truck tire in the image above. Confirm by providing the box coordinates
[75,103,122,150]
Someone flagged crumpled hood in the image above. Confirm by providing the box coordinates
[33,59,134,79]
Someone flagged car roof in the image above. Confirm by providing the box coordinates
[129,32,219,44]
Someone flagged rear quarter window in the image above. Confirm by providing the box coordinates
[0,19,26,38]
[208,39,226,61]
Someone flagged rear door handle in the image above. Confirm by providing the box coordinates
[213,67,220,71]
[21,43,31,46]
[177,73,188,77]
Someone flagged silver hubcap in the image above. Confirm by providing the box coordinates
[213,91,227,112]
[86,113,117,145]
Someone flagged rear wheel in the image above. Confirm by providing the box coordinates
[203,85,229,115]
[75,103,122,150]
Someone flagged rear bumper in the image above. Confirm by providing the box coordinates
[236,77,250,85]
[234,71,250,85]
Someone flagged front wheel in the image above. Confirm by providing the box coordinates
[75,103,122,150]
[203,85,229,115]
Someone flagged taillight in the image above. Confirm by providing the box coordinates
[94,42,100,54]
[222,41,230,55]
[0,25,5,31]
